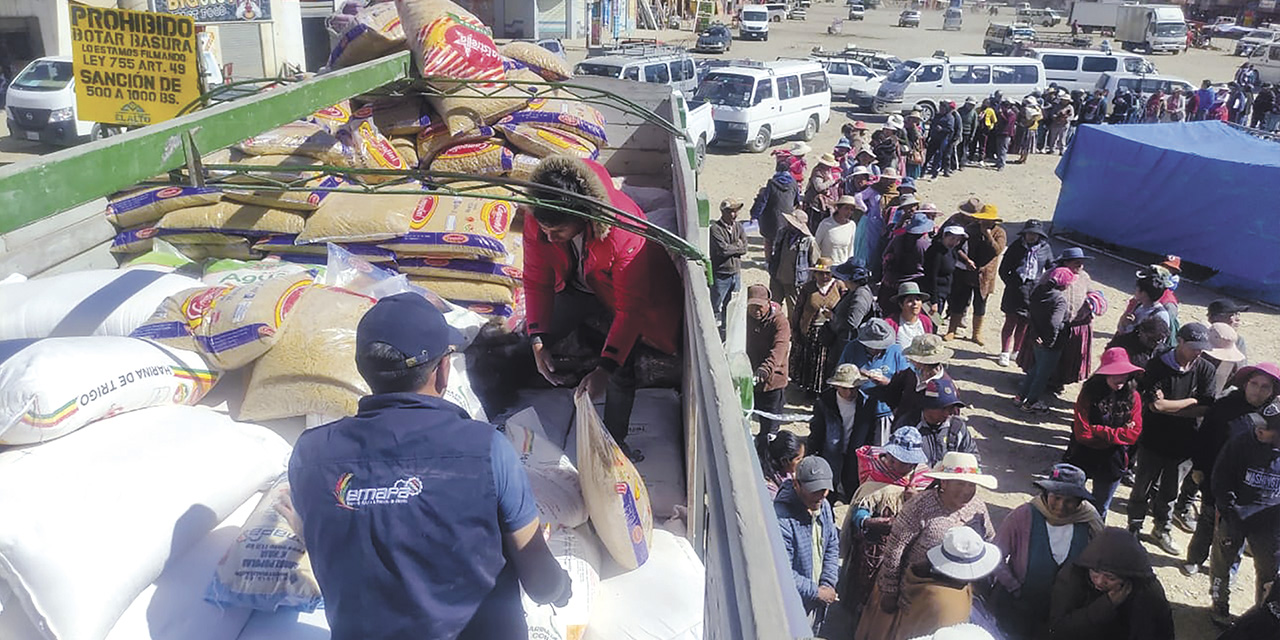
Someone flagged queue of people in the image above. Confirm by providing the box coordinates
[732,126,1279,639]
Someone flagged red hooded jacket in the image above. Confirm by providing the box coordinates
[523,158,683,366]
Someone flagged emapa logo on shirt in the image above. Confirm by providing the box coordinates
[334,473,424,510]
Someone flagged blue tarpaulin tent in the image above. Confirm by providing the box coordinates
[1053,121,1280,304]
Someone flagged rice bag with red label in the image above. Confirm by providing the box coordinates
[430,140,513,176]
[222,175,345,212]
[498,97,609,147]
[365,97,433,135]
[398,256,521,286]
[328,1,406,69]
[157,202,308,237]
[106,186,224,228]
[309,100,354,133]
[416,121,493,163]
[110,226,160,255]
[235,122,352,166]
[500,41,572,81]
[406,277,514,305]
[337,105,409,183]
[498,123,598,160]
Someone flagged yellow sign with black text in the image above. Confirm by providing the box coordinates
[70,2,200,126]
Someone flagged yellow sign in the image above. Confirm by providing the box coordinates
[70,2,200,126]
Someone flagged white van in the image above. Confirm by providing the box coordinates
[764,3,789,22]
[873,56,1046,120]
[739,6,770,40]
[1249,41,1280,85]
[4,56,116,146]
[943,7,963,31]
[1029,48,1154,92]
[694,59,831,152]
[574,48,700,95]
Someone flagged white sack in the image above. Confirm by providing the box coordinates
[0,268,202,340]
[504,408,587,528]
[582,529,705,640]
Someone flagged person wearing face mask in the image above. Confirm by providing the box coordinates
[990,464,1105,640]
[775,455,842,632]
[837,426,932,628]
[886,334,954,431]
[1045,527,1175,640]
[855,452,996,640]
[1065,348,1144,517]
[810,364,870,499]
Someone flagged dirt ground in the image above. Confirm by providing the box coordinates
[568,5,1276,638]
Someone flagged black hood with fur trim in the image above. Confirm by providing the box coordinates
[527,155,616,240]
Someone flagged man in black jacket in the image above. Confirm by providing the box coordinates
[1208,403,1280,627]
[925,102,956,178]
[751,157,800,258]
[1127,323,1218,555]
[710,198,748,337]
[1016,266,1073,413]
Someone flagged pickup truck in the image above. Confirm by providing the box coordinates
[681,93,717,172]
[0,53,809,640]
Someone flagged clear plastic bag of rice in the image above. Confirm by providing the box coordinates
[238,285,376,421]
[235,122,352,166]
[500,41,572,81]
[498,123,598,159]
[336,105,408,183]
[430,140,513,176]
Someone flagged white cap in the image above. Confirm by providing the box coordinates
[942,225,968,237]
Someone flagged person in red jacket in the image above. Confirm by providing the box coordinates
[1064,347,1144,517]
[523,157,683,461]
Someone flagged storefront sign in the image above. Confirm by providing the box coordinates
[149,0,273,23]
[70,2,201,125]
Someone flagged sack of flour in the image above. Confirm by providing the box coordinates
[573,383,653,570]
[523,525,602,640]
[504,408,587,527]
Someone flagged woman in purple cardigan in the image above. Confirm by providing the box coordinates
[988,464,1104,639]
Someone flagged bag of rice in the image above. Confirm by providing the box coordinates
[0,337,217,445]
[205,477,323,613]
[202,257,316,286]
[200,149,328,185]
[392,136,420,168]
[499,97,609,147]
[408,277,514,305]
[0,268,203,340]
[396,0,504,83]
[164,239,263,261]
[426,80,535,137]
[300,190,512,258]
[107,186,223,228]
[222,175,344,212]
[573,383,653,570]
[308,99,353,133]
[255,236,399,263]
[328,1,405,69]
[238,285,376,421]
[158,202,308,237]
[509,153,541,180]
[500,41,573,81]
[365,97,433,135]
[236,122,352,165]
[524,525,601,640]
[498,123,598,159]
[110,225,159,254]
[504,408,588,527]
[132,273,316,371]
[399,256,520,286]
[337,105,409,183]
[416,121,493,163]
[295,190,425,244]
[430,140,513,176]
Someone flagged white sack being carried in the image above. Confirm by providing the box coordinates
[0,337,217,445]
[504,408,587,527]
[0,268,203,340]
[573,384,653,571]
[205,477,322,613]
[522,525,601,640]
[0,405,290,640]
[582,529,705,640]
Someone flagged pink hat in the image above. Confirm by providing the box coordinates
[1047,267,1076,288]
[1230,362,1280,388]
[1094,347,1143,377]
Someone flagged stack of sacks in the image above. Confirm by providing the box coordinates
[104,186,222,261]
[0,405,291,640]
[326,0,406,69]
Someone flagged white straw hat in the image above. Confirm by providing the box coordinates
[927,526,1001,581]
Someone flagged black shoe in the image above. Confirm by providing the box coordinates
[1121,470,1136,486]
[1210,605,1236,629]
[1127,523,1142,536]
[1172,508,1197,533]
[1153,529,1180,555]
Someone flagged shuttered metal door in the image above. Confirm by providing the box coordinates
[218,23,266,80]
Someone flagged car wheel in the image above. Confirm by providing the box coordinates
[801,115,819,141]
[746,126,771,153]
[916,101,936,122]
[695,135,707,171]
[90,123,121,141]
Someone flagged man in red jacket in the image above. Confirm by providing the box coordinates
[523,156,683,461]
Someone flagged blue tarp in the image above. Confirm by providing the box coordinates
[1053,121,1280,304]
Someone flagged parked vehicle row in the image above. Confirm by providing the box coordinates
[694,59,831,153]
[874,55,1047,121]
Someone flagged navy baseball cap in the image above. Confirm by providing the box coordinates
[356,293,464,370]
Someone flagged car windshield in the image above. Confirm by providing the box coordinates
[885,60,919,83]
[575,63,623,78]
[695,72,755,107]
[1012,28,1035,38]
[743,9,767,20]
[1248,30,1272,39]
[1124,58,1152,73]
[12,59,73,91]
[1155,23,1185,38]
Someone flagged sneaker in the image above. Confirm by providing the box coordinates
[1173,508,1197,533]
[1153,529,1180,555]
[1180,563,1202,577]
[998,352,1011,367]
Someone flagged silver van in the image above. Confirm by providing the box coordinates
[574,47,699,95]
[1029,48,1154,92]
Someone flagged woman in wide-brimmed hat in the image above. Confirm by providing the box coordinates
[938,202,1006,348]
[1064,347,1145,517]
[769,209,819,319]
[856,451,996,640]
[998,219,1053,367]
[804,153,843,231]
[837,425,933,627]
[990,463,1104,639]
[791,257,848,393]
[885,333,956,431]
[883,281,936,350]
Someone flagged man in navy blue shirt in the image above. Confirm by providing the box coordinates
[288,293,571,639]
